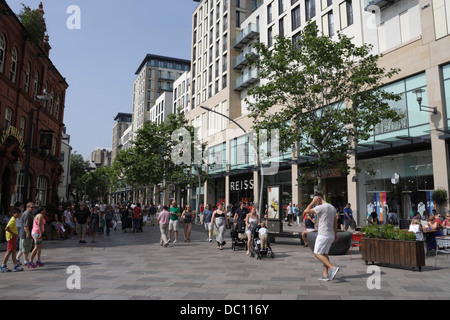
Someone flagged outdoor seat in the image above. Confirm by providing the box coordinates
[435,236,450,268]
[350,232,364,259]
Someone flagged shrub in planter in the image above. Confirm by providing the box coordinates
[432,188,448,213]
[361,224,425,271]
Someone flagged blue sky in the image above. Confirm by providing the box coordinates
[9,0,198,160]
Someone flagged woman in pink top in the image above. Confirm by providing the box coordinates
[29,207,46,268]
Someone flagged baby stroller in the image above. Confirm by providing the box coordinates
[231,219,247,251]
[250,227,274,259]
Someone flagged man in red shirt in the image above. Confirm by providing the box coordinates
[133,204,142,233]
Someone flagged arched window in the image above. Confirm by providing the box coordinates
[55,95,60,120]
[0,33,5,73]
[10,47,18,83]
[24,62,31,92]
[23,62,31,92]
[33,72,39,100]
[48,89,54,115]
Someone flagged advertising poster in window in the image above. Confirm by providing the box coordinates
[267,186,280,220]
[426,190,434,213]
[372,192,387,223]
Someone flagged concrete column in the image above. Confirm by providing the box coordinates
[253,170,260,207]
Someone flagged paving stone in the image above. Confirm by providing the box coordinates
[0,222,449,302]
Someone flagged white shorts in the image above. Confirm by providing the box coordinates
[204,222,212,231]
[314,235,334,255]
[168,219,178,231]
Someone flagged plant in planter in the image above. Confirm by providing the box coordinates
[432,188,448,213]
[361,224,425,271]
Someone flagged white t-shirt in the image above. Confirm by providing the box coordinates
[259,227,268,237]
[313,202,336,237]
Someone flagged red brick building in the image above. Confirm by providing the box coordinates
[0,1,68,212]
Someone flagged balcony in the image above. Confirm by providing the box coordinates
[364,0,396,11]
[234,23,259,49]
[234,69,259,91]
[233,47,258,70]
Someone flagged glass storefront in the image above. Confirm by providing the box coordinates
[229,173,254,207]
[357,150,434,225]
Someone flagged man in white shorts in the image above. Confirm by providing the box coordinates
[303,194,340,282]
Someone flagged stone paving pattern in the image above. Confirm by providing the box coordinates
[0,222,449,300]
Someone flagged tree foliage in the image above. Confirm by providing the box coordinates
[246,22,403,192]
[18,4,46,46]
[111,111,207,194]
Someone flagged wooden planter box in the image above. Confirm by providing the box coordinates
[361,238,425,271]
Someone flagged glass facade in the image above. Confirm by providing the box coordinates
[443,64,450,128]
[357,150,434,224]
[359,72,429,147]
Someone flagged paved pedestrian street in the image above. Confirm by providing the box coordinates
[1,222,449,303]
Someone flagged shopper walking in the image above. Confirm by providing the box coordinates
[29,207,47,268]
[181,205,195,242]
[212,204,229,250]
[74,202,90,244]
[157,205,171,247]
[16,202,35,265]
[90,206,101,243]
[104,205,114,236]
[168,201,181,243]
[303,194,340,282]
[245,207,259,255]
[201,204,214,242]
[0,208,23,272]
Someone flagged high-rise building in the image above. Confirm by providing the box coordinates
[112,112,132,162]
[132,54,190,137]
[185,0,450,227]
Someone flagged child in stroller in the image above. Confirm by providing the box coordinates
[250,222,274,259]
[231,219,247,251]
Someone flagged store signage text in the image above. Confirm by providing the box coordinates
[230,179,254,191]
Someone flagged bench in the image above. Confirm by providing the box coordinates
[269,231,304,245]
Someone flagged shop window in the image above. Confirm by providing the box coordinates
[357,150,434,223]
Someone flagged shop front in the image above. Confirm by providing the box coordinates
[229,173,254,207]
[356,149,434,225]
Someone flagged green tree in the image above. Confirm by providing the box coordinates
[111,111,207,203]
[69,152,90,203]
[246,22,403,192]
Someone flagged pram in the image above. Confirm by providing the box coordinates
[231,219,247,251]
[250,227,275,259]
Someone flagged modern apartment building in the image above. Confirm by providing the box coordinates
[185,0,450,228]
[111,112,132,162]
[149,92,173,125]
[132,54,191,138]
[173,71,192,114]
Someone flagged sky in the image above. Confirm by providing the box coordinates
[8,0,199,161]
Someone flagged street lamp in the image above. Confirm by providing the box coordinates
[199,106,265,219]
[413,88,437,115]
[23,91,52,204]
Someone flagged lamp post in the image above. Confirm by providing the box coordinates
[199,106,265,219]
[23,92,52,204]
